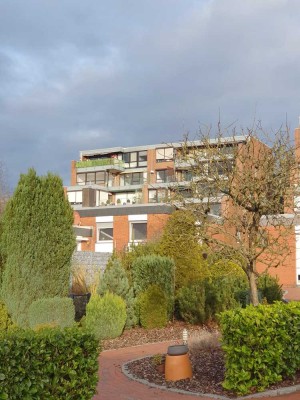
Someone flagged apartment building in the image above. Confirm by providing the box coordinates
[67,136,248,252]
[67,130,300,294]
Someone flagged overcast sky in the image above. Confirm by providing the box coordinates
[1,0,300,190]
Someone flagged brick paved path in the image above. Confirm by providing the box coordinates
[92,341,300,400]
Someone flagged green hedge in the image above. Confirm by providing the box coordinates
[220,301,300,395]
[132,255,175,317]
[0,327,99,399]
[138,285,168,329]
[28,296,75,329]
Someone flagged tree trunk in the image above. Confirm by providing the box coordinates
[248,269,259,306]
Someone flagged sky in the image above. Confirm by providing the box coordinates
[1,0,300,190]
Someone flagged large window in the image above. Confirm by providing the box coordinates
[156,169,175,183]
[148,189,168,203]
[176,170,193,182]
[130,222,147,241]
[156,147,173,162]
[120,172,144,186]
[123,151,147,168]
[98,222,113,241]
[67,191,82,205]
[208,161,233,176]
[76,171,107,186]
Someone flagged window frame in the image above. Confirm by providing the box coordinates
[97,222,114,242]
[130,221,147,242]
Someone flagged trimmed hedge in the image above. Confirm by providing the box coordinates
[28,296,75,329]
[220,301,300,395]
[132,255,175,317]
[138,285,168,329]
[0,327,99,399]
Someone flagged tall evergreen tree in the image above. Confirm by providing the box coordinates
[1,169,76,326]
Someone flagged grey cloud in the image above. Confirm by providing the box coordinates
[1,0,300,189]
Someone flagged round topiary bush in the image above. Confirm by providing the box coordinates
[28,296,75,329]
[84,292,127,340]
[138,285,168,329]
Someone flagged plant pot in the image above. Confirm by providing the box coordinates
[69,292,91,322]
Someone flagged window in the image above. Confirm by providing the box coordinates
[138,151,147,167]
[67,191,82,204]
[181,170,193,182]
[120,172,144,186]
[208,161,233,176]
[123,151,147,168]
[156,147,173,162]
[95,171,106,185]
[156,169,175,183]
[130,222,147,241]
[98,222,113,241]
[77,173,85,185]
[148,189,168,203]
[76,172,107,186]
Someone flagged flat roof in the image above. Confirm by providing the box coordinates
[80,136,248,158]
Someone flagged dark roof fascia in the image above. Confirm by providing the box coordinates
[76,203,174,217]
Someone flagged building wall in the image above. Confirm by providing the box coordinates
[114,215,130,252]
[256,225,296,287]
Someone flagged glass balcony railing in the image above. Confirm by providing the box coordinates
[76,158,125,169]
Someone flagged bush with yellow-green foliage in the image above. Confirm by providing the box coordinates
[84,292,127,340]
[138,285,168,329]
[159,210,208,289]
[0,300,15,331]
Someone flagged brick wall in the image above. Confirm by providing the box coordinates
[148,214,170,242]
[114,215,129,252]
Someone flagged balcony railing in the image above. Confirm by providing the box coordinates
[76,158,125,168]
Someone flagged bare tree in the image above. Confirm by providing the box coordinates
[176,123,297,305]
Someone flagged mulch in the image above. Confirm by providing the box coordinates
[101,321,300,398]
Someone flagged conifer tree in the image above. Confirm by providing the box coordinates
[159,210,208,289]
[1,169,76,326]
[98,259,138,327]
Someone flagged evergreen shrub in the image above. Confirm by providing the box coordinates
[0,327,99,400]
[204,276,240,320]
[138,285,168,329]
[220,302,300,395]
[84,292,126,340]
[0,300,15,331]
[159,210,208,288]
[1,169,76,327]
[176,281,206,324]
[28,297,75,329]
[132,255,175,316]
[257,273,283,304]
[98,259,138,328]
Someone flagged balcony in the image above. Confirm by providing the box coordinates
[76,158,125,173]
